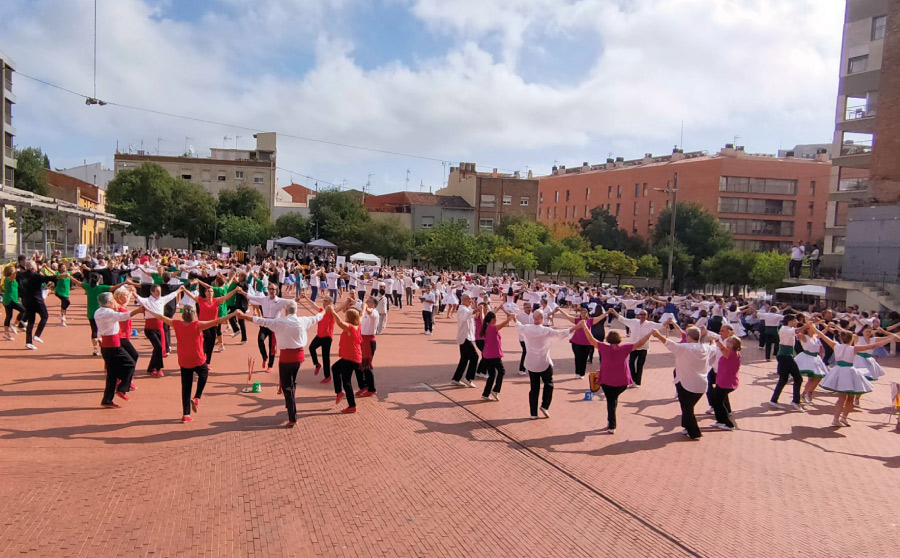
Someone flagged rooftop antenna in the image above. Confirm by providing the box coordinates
[733,135,741,146]
[235,135,241,149]
[680,120,684,150]
[419,179,424,192]
[223,135,232,148]
[184,137,193,155]
[156,137,163,155]
[405,170,410,191]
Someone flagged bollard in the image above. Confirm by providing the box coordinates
[583,390,593,401]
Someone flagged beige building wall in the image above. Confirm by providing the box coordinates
[436,165,477,207]
[369,211,413,229]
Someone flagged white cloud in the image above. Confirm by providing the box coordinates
[1,0,844,193]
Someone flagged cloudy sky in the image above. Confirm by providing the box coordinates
[2,0,844,195]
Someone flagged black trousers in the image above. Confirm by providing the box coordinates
[528,366,554,416]
[481,358,505,397]
[4,301,24,327]
[762,329,778,359]
[392,292,402,308]
[519,341,527,371]
[120,339,139,391]
[145,328,164,372]
[180,364,209,416]
[257,326,276,368]
[101,346,135,405]
[712,386,735,428]
[356,339,376,393]
[332,359,358,407]
[571,343,592,377]
[405,287,413,306]
[56,295,70,311]
[452,340,478,382]
[475,339,488,376]
[279,361,301,422]
[24,301,48,344]
[309,336,332,379]
[676,382,704,439]
[629,349,648,386]
[601,384,627,429]
[422,310,433,332]
[772,355,802,404]
[202,328,216,365]
[229,315,247,342]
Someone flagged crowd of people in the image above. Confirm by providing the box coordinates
[2,248,899,436]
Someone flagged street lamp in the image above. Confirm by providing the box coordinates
[654,171,678,292]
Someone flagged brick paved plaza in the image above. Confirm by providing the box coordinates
[1,293,899,557]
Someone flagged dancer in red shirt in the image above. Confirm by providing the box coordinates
[327,304,363,414]
[144,303,235,422]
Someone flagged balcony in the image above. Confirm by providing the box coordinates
[837,177,868,192]
[840,140,872,156]
[844,103,875,121]
[3,78,10,93]
[4,146,14,160]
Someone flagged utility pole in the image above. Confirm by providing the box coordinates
[405,170,410,191]
[654,172,678,292]
[157,137,163,155]
[365,173,373,203]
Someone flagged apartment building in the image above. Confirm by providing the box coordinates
[1,49,16,257]
[538,145,831,253]
[365,191,475,233]
[45,170,108,248]
[436,163,539,232]
[58,162,115,190]
[114,132,277,212]
[823,0,889,266]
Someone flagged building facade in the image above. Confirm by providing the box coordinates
[823,0,889,267]
[45,170,108,249]
[114,132,277,213]
[538,145,831,253]
[437,163,539,232]
[58,162,115,190]
[1,49,16,257]
[365,191,475,234]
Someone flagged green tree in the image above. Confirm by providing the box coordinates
[750,251,790,293]
[219,215,266,251]
[473,233,503,267]
[653,203,733,287]
[493,242,522,271]
[579,206,645,255]
[309,188,370,253]
[700,249,758,296]
[653,242,694,290]
[13,147,50,195]
[496,217,551,250]
[635,253,662,278]
[274,212,311,242]
[534,241,564,273]
[607,250,638,284]
[217,186,269,224]
[417,219,477,270]
[106,162,175,243]
[169,179,217,248]
[551,250,586,282]
[361,218,412,265]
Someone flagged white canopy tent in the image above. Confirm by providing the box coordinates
[349,252,381,266]
[775,285,827,297]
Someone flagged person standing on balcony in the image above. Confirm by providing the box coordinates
[809,244,821,278]
[789,241,805,279]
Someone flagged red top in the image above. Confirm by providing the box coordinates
[316,311,335,338]
[596,343,635,387]
[117,305,132,339]
[338,325,362,363]
[197,298,218,322]
[172,320,206,368]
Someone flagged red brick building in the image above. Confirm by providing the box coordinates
[538,145,832,252]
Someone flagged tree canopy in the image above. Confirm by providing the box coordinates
[106,163,175,240]
[360,218,412,264]
[218,186,269,224]
[274,213,311,242]
[653,202,733,287]
[309,188,371,253]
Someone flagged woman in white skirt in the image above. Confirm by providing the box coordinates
[854,327,886,381]
[797,323,829,403]
[726,302,749,338]
[818,327,898,427]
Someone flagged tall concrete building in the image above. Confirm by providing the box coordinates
[1,49,17,257]
[364,191,475,234]
[538,145,831,252]
[437,163,539,233]
[823,0,890,267]
[58,162,115,190]
[114,132,277,213]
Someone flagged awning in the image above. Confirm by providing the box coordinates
[775,285,827,297]
[349,252,380,265]
[273,236,305,247]
[307,238,337,248]
[0,184,130,225]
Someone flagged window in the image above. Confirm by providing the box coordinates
[808,201,814,216]
[649,201,655,215]
[565,190,571,202]
[585,188,590,200]
[607,186,613,198]
[719,218,794,237]
[617,185,622,198]
[833,201,848,227]
[502,195,512,206]
[848,55,868,75]
[553,207,557,217]
[810,180,816,196]
[253,172,264,184]
[235,170,244,180]
[479,218,494,231]
[217,172,226,182]
[615,203,620,216]
[837,177,868,191]
[841,131,873,155]
[520,197,529,206]
[181,173,192,180]
[666,199,671,209]
[573,206,578,218]
[734,239,793,252]
[833,236,845,254]
[807,222,812,235]
[565,206,569,218]
[872,15,887,40]
[201,170,211,182]
[719,176,798,195]
[584,204,588,216]
[421,216,435,229]
[632,221,638,234]
[633,202,639,215]
[643,183,648,196]
[480,194,496,208]
[717,197,796,215]
[554,191,559,203]
[634,183,639,197]
[539,192,543,203]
